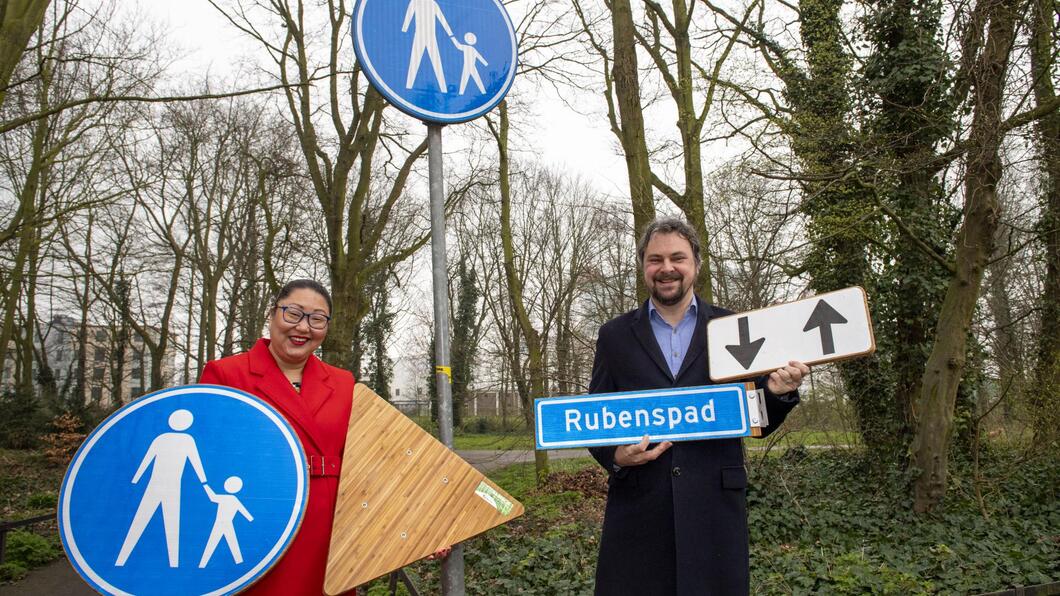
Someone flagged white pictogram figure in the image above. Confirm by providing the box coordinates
[115,409,207,568]
[199,477,254,567]
[450,32,488,94]
[402,0,454,91]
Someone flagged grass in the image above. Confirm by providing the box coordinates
[770,429,857,446]
[487,456,597,496]
[448,429,857,452]
[452,432,534,450]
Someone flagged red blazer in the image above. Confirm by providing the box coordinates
[199,338,354,595]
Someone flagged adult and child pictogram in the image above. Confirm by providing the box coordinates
[401,0,488,95]
[114,409,252,570]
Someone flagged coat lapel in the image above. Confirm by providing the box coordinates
[631,301,674,383]
[248,339,326,454]
[300,356,335,418]
[675,297,712,382]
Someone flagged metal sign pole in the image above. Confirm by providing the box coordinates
[427,123,466,595]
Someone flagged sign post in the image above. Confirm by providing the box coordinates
[427,123,466,593]
[352,2,517,592]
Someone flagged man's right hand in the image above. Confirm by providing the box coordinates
[613,435,673,467]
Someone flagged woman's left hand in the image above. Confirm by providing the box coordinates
[426,546,452,560]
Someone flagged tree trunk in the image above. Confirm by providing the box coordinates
[1030,0,1060,443]
[668,0,711,300]
[910,0,1016,512]
[494,101,550,483]
[610,0,655,300]
[0,0,50,108]
[985,226,1024,416]
[0,101,48,374]
[109,280,130,405]
[70,215,93,409]
[20,225,40,397]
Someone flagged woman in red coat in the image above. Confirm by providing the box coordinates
[199,279,353,595]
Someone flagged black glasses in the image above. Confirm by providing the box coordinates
[275,305,331,330]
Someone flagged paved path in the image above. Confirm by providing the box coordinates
[0,559,92,596]
[0,449,587,594]
[457,448,588,472]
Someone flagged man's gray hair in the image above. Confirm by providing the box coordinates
[637,217,702,266]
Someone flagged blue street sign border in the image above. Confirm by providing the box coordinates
[58,384,309,596]
[534,384,751,450]
[352,0,518,124]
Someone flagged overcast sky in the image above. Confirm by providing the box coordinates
[140,0,631,196]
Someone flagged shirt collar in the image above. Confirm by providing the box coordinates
[648,295,698,324]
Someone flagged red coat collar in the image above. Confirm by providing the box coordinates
[247,338,335,453]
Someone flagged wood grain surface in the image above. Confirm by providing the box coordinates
[324,385,524,594]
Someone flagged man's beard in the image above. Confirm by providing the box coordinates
[651,274,691,306]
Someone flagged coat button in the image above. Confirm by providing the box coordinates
[672,466,681,477]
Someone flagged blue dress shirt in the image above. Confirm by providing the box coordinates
[648,296,698,377]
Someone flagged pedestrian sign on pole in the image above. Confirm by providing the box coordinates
[352,2,518,592]
[59,385,308,596]
[353,0,518,123]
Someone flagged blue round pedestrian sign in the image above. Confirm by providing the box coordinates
[353,0,518,123]
[58,385,309,595]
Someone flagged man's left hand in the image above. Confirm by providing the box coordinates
[766,360,810,394]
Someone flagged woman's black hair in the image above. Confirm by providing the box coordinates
[273,279,333,313]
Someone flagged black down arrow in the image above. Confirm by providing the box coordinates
[803,299,847,355]
[725,316,765,369]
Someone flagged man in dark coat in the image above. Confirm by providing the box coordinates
[589,217,808,596]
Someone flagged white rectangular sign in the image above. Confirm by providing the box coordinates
[707,286,875,382]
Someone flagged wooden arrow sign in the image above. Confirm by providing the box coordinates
[707,286,875,382]
[324,384,524,594]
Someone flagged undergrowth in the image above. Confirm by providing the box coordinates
[375,448,1058,595]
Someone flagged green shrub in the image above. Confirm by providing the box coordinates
[0,390,47,449]
[747,450,1060,594]
[5,530,60,568]
[25,492,57,510]
[0,562,29,582]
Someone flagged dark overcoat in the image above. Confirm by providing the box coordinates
[589,297,799,596]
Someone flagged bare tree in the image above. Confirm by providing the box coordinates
[0,0,154,390]
[706,159,802,312]
[570,0,656,299]
[209,0,436,369]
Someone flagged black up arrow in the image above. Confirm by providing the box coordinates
[803,300,847,355]
[725,316,765,369]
